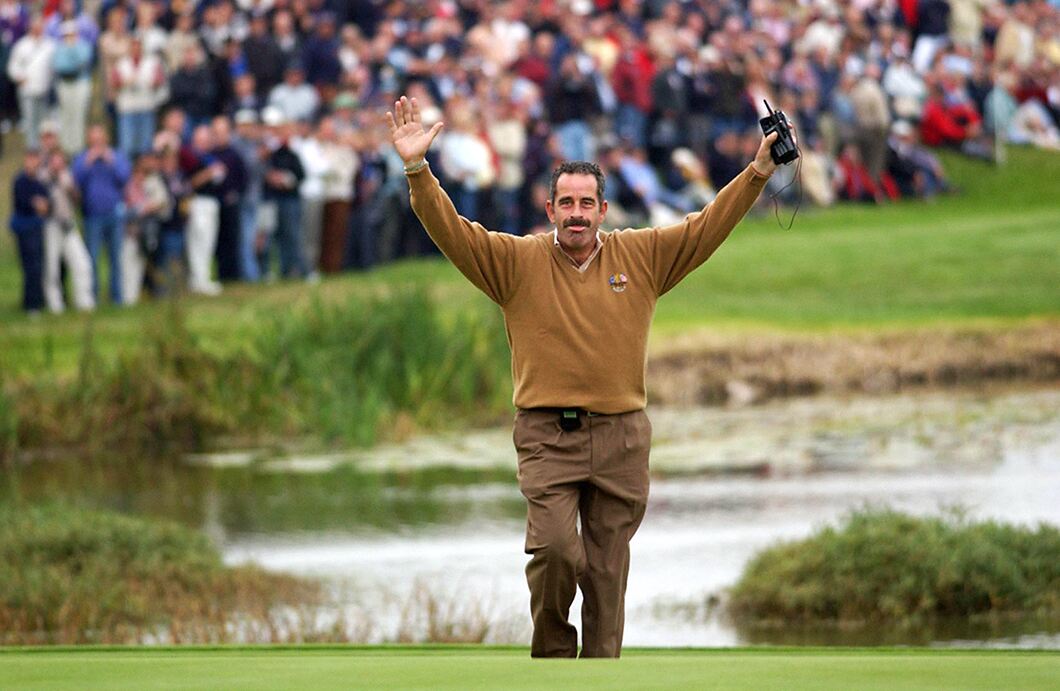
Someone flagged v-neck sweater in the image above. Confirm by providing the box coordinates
[407,164,769,414]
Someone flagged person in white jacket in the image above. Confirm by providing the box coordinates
[111,36,166,157]
[6,15,54,148]
[42,149,95,312]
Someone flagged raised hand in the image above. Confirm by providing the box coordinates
[386,95,444,165]
[753,131,780,177]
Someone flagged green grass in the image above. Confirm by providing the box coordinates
[3,289,511,459]
[0,647,1057,690]
[729,509,1060,624]
[0,503,318,645]
[1,149,1058,378]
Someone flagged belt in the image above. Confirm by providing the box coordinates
[523,407,602,417]
[523,407,602,432]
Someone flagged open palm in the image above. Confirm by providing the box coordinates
[386,95,444,165]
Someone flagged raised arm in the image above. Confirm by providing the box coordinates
[649,131,780,296]
[386,95,520,305]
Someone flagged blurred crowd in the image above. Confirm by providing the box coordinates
[4,0,1059,313]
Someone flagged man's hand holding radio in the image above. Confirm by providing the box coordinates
[753,131,781,177]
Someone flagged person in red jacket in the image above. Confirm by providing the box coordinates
[919,83,994,160]
[610,25,654,148]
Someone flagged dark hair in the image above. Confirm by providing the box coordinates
[548,161,605,205]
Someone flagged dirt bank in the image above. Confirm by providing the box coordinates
[647,320,1060,406]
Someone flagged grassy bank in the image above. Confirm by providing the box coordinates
[729,510,1060,626]
[2,288,510,460]
[1,148,1058,378]
[0,503,319,645]
[1,149,1057,456]
[0,647,1057,690]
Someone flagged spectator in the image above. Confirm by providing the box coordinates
[6,15,54,149]
[72,125,131,305]
[920,82,992,159]
[649,52,689,167]
[121,151,169,304]
[111,37,167,157]
[44,0,98,53]
[911,0,951,73]
[260,106,306,278]
[42,149,95,313]
[487,96,528,235]
[610,26,653,149]
[994,4,1035,69]
[155,144,192,296]
[438,100,494,219]
[882,52,927,121]
[850,63,892,180]
[268,62,319,124]
[168,44,217,134]
[165,10,199,72]
[133,2,168,57]
[547,53,600,162]
[293,119,327,278]
[243,11,284,100]
[230,109,264,281]
[210,115,249,282]
[52,20,93,154]
[9,148,49,314]
[228,73,260,115]
[182,124,225,295]
[97,6,132,124]
[0,0,29,145]
[271,10,301,67]
[836,143,895,204]
[316,115,358,273]
[886,120,952,198]
[301,12,341,101]
[669,147,716,210]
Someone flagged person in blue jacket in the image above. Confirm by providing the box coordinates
[10,148,50,314]
[72,124,131,305]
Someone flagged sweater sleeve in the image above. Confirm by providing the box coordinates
[649,164,769,296]
[407,165,520,305]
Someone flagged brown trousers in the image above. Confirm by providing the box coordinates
[514,408,651,658]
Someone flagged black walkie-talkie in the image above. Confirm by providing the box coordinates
[759,100,799,165]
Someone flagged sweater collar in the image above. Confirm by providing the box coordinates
[552,229,603,273]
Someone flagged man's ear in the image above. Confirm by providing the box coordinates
[545,199,555,225]
[599,199,607,224]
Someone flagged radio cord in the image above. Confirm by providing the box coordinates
[769,146,802,230]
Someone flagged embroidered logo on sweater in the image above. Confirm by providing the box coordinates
[609,273,628,293]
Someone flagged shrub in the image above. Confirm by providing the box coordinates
[0,503,319,644]
[728,509,1060,625]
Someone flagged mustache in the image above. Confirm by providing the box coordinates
[563,217,591,228]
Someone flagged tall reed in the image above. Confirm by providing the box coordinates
[1,288,513,461]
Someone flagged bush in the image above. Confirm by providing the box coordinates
[728,509,1060,625]
[0,502,319,644]
[3,287,513,459]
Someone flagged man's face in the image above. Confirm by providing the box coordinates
[88,126,107,150]
[546,173,607,257]
[24,152,41,174]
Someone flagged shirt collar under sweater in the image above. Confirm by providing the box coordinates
[552,229,603,272]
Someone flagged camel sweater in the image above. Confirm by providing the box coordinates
[407,164,769,413]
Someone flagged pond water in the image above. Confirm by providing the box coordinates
[6,386,1059,648]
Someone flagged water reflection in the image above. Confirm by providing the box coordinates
[2,387,1058,647]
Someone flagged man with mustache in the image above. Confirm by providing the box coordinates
[387,95,780,658]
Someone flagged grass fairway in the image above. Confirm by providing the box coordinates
[0,646,1057,690]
